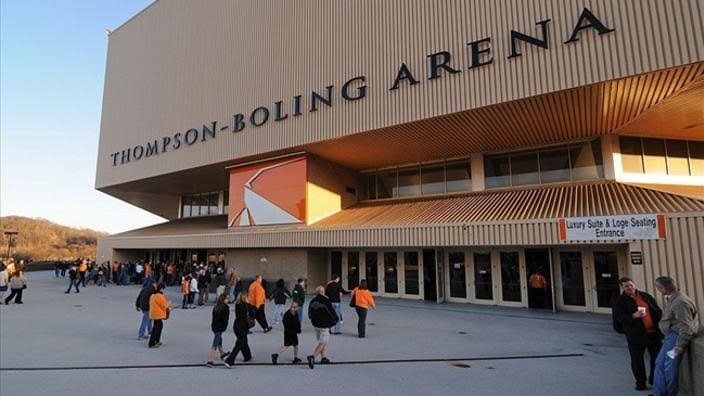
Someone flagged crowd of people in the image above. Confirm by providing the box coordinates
[4,255,700,392]
[131,269,376,370]
[0,258,27,304]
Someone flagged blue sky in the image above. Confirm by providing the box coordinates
[1,0,163,233]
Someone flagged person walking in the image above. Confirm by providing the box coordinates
[226,267,238,303]
[65,265,80,293]
[351,280,376,338]
[78,259,88,287]
[189,272,199,308]
[292,278,306,325]
[306,286,338,369]
[203,267,212,304]
[269,279,291,326]
[197,269,207,306]
[0,263,9,304]
[181,275,190,309]
[207,294,231,367]
[248,275,272,332]
[224,292,254,368]
[324,275,349,334]
[148,282,171,348]
[271,302,302,365]
[166,264,175,286]
[136,279,157,340]
[214,267,227,297]
[5,267,26,304]
[612,277,662,391]
[652,276,699,396]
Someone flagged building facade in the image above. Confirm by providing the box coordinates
[96,0,704,319]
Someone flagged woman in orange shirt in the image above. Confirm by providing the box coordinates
[352,280,376,338]
[148,282,171,348]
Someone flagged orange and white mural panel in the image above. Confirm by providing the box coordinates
[228,156,306,227]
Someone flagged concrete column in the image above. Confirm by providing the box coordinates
[471,153,485,191]
[601,134,621,181]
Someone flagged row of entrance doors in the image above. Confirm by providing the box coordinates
[329,247,625,313]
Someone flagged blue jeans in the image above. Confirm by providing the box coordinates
[331,302,342,333]
[138,310,152,338]
[296,303,304,326]
[66,279,79,293]
[653,332,683,396]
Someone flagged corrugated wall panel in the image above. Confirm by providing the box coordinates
[97,0,704,188]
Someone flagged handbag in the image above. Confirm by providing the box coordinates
[246,316,255,329]
[349,293,356,308]
[165,308,171,320]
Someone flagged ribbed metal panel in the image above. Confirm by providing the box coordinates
[97,0,704,188]
[636,215,704,327]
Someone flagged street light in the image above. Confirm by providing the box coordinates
[4,230,18,259]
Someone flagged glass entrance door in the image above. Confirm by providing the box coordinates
[347,252,360,290]
[448,251,467,299]
[559,252,586,308]
[593,251,619,310]
[383,252,398,294]
[525,249,552,309]
[403,251,420,296]
[473,253,493,301]
[422,249,437,301]
[331,251,342,279]
[365,252,379,292]
[500,251,522,303]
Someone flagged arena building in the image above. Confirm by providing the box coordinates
[96,0,704,317]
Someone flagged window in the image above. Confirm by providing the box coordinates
[222,190,229,214]
[484,139,603,189]
[570,139,603,180]
[445,161,471,192]
[181,196,192,217]
[510,151,539,186]
[666,140,690,176]
[180,192,220,218]
[620,136,644,173]
[691,141,704,176]
[365,174,377,199]
[397,167,421,197]
[377,170,396,199]
[421,164,445,195]
[620,137,703,176]
[539,147,570,183]
[642,138,667,174]
[484,154,511,188]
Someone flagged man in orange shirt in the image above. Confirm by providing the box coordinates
[248,275,272,333]
[612,277,663,391]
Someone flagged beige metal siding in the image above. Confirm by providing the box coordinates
[636,214,704,326]
[97,0,704,188]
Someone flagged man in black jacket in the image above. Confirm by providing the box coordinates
[324,275,350,334]
[306,286,339,369]
[136,280,157,340]
[612,277,662,391]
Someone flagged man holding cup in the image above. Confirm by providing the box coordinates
[613,277,662,391]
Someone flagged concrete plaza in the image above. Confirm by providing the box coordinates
[0,271,658,395]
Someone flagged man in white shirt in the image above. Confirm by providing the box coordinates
[188,273,199,309]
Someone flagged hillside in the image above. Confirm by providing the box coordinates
[0,216,108,261]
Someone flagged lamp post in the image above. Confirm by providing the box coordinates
[4,230,18,259]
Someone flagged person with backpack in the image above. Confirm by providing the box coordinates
[207,294,231,367]
[292,278,306,325]
[324,275,350,334]
[351,280,376,338]
[271,301,302,365]
[136,279,157,340]
[148,282,171,348]
[306,286,338,369]
[224,292,254,368]
[269,279,291,326]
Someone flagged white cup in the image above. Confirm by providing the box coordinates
[638,306,646,315]
[667,350,677,359]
